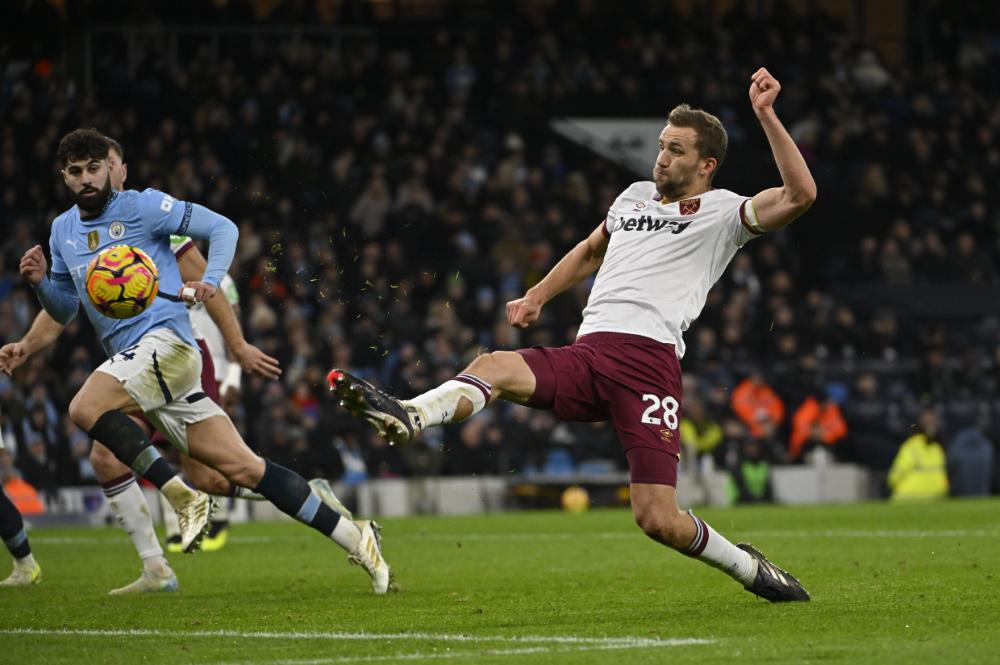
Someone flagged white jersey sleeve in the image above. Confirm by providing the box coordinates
[187,273,240,382]
[579,183,761,357]
[170,234,196,258]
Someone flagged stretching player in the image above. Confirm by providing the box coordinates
[19,129,389,593]
[330,68,813,601]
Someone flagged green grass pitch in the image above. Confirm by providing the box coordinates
[2,499,998,664]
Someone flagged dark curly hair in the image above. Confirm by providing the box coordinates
[56,129,110,167]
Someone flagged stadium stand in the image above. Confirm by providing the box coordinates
[1,0,999,505]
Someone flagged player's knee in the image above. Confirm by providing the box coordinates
[68,393,97,431]
[634,509,687,549]
[466,352,500,377]
[187,467,233,496]
[222,456,265,489]
[466,351,519,391]
[89,443,129,480]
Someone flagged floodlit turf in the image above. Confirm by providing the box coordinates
[2,499,999,664]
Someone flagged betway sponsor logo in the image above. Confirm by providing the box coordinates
[612,216,692,234]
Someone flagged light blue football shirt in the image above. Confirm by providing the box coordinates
[46,188,229,356]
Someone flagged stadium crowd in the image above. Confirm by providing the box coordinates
[1,1,998,501]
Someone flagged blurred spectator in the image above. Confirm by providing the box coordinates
[730,438,774,504]
[888,409,949,501]
[841,373,905,473]
[788,391,849,462]
[947,420,994,497]
[731,373,785,439]
[680,398,723,471]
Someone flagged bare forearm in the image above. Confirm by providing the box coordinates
[756,108,816,202]
[203,291,246,352]
[527,240,601,304]
[22,310,66,355]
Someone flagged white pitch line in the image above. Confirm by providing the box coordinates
[211,641,713,665]
[0,627,713,649]
[740,529,1000,539]
[28,528,1000,548]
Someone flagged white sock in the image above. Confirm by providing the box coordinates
[15,552,37,569]
[105,477,171,574]
[330,516,361,552]
[161,475,198,508]
[407,374,491,427]
[159,493,181,539]
[684,511,758,586]
[232,486,266,501]
[212,498,230,522]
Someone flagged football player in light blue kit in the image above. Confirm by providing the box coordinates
[19,129,390,592]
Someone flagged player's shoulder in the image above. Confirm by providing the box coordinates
[620,181,658,200]
[130,187,185,215]
[51,206,75,229]
[699,188,749,215]
[705,188,748,205]
[611,181,658,209]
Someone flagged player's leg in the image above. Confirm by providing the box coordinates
[597,332,808,602]
[629,481,808,601]
[177,454,233,551]
[90,438,177,594]
[630,480,752,574]
[0,488,40,587]
[329,350,537,444]
[159,404,390,594]
[70,334,214,552]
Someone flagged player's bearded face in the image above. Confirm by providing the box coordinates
[653,126,702,200]
[65,159,113,214]
[654,161,697,199]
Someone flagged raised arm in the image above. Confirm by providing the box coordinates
[506,222,610,329]
[0,310,66,375]
[747,68,817,232]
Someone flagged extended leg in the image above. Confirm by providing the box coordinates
[328,350,536,444]
[184,415,391,594]
[630,483,809,602]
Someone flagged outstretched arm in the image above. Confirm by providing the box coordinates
[506,222,609,329]
[176,245,280,380]
[0,310,66,375]
[747,67,817,232]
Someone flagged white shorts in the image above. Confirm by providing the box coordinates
[96,328,225,453]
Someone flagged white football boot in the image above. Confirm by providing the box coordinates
[0,560,41,587]
[108,568,179,595]
[348,520,391,594]
[308,478,354,520]
[175,492,215,553]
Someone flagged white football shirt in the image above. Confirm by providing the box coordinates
[170,235,241,381]
[577,182,763,358]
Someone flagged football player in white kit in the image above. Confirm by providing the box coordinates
[330,68,816,602]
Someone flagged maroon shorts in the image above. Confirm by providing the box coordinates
[138,338,220,443]
[517,332,683,486]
